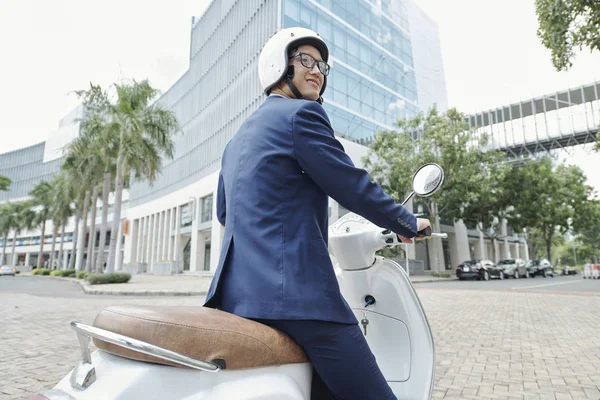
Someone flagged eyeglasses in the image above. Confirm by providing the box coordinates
[289,52,330,76]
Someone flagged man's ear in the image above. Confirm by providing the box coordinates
[286,65,295,78]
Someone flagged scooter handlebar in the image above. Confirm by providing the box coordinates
[414,227,447,240]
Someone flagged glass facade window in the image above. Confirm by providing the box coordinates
[180,203,193,228]
[283,0,419,144]
[201,195,213,223]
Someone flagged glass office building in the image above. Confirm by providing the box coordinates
[127,0,447,206]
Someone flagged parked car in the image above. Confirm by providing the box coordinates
[561,265,578,275]
[0,265,16,276]
[456,259,504,281]
[498,258,529,279]
[526,259,555,278]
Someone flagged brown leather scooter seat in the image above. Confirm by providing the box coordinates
[93,305,308,370]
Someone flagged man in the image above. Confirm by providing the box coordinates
[204,27,430,399]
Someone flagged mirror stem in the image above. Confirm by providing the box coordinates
[401,191,415,207]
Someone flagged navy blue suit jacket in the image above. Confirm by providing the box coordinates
[204,96,417,324]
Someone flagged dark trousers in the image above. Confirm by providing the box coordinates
[252,319,397,400]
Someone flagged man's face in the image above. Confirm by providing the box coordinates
[288,45,326,101]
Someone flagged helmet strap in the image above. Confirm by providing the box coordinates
[285,66,305,101]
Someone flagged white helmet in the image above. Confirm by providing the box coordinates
[258,27,329,99]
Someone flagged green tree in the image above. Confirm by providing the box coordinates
[506,158,592,261]
[365,107,507,269]
[6,201,36,265]
[71,110,119,273]
[30,181,53,268]
[62,141,102,273]
[0,204,12,265]
[535,0,600,71]
[51,173,75,270]
[75,80,180,273]
[574,199,600,263]
[0,175,11,192]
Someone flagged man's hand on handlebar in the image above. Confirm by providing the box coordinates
[398,218,431,244]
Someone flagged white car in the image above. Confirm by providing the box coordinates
[0,265,16,276]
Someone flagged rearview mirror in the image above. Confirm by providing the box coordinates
[402,163,444,205]
[412,163,444,196]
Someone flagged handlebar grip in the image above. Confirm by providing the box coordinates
[416,226,432,238]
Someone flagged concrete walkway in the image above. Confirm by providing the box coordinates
[22,272,455,296]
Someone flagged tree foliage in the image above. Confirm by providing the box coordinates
[504,157,592,261]
[75,79,180,272]
[535,0,600,71]
[0,175,10,192]
[364,107,509,266]
[365,107,509,226]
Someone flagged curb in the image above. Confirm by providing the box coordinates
[412,278,456,284]
[20,274,207,297]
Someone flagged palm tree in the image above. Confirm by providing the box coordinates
[85,184,100,273]
[0,175,11,192]
[30,181,53,269]
[7,201,35,266]
[77,113,119,274]
[51,174,75,270]
[44,174,72,270]
[76,80,180,273]
[0,204,12,265]
[63,134,104,272]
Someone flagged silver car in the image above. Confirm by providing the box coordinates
[498,258,529,279]
[0,265,16,276]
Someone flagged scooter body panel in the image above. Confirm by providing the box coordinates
[336,258,435,400]
[54,350,312,400]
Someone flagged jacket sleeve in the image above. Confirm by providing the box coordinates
[216,170,226,226]
[291,101,417,238]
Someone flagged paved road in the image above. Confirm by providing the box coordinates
[418,274,600,294]
[1,275,600,399]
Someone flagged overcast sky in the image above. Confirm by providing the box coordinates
[1,0,599,190]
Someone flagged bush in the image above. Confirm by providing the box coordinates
[49,269,76,277]
[87,272,131,285]
[32,268,50,275]
[432,272,451,278]
[77,271,88,280]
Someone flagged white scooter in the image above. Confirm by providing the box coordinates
[31,164,447,400]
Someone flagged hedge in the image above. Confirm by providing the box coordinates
[32,268,50,275]
[86,272,131,285]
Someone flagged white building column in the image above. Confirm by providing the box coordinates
[137,218,145,264]
[493,239,500,262]
[124,219,138,265]
[477,224,486,260]
[523,243,530,261]
[501,219,510,259]
[514,241,520,259]
[156,212,164,262]
[25,253,31,267]
[190,199,201,272]
[147,215,156,271]
[167,208,174,260]
[115,219,124,271]
[193,232,206,272]
[452,219,471,265]
[173,207,181,272]
[163,210,171,261]
[62,250,68,269]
